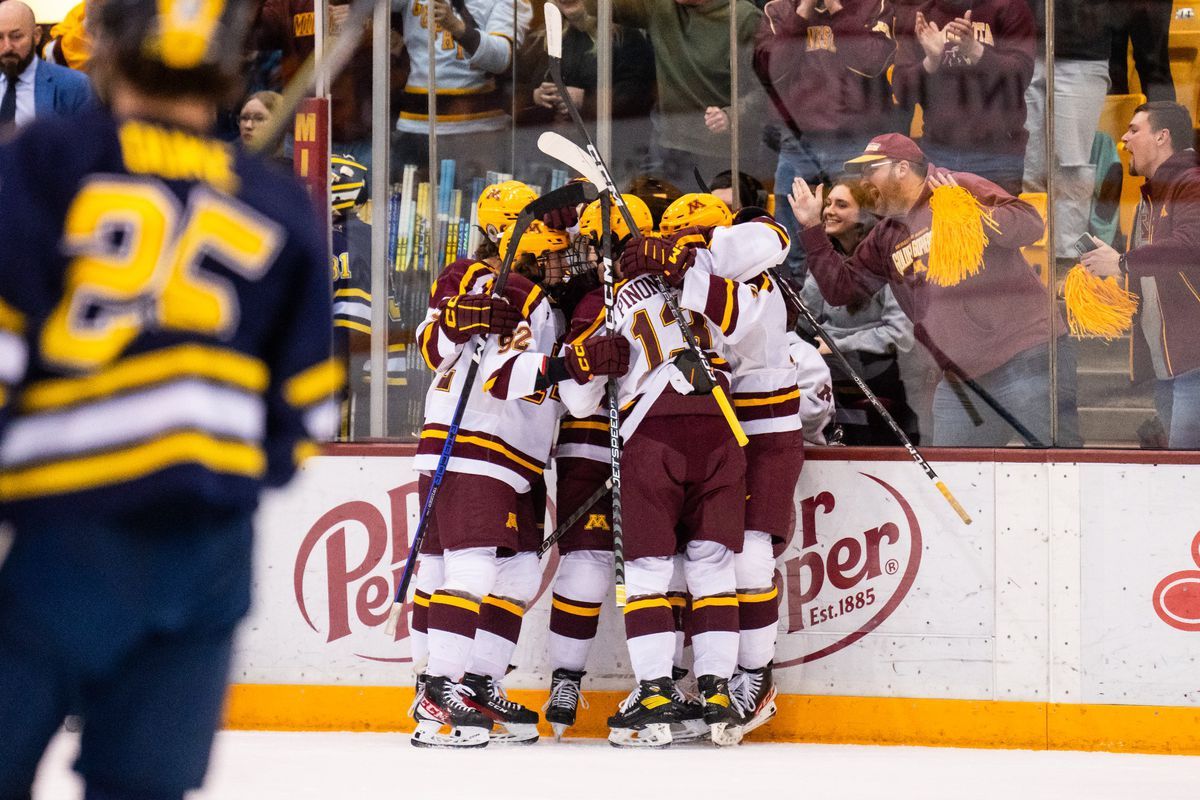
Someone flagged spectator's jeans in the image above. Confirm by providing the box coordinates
[931,337,1081,447]
[920,141,1025,197]
[1155,367,1200,449]
[773,131,868,281]
[1023,59,1111,255]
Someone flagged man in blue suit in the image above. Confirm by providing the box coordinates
[0,1,91,133]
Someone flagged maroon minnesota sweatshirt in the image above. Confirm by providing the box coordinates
[892,0,1035,157]
[753,0,897,138]
[801,168,1057,378]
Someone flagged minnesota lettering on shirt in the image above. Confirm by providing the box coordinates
[890,229,932,276]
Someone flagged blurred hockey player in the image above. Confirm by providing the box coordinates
[329,154,374,439]
[655,197,806,742]
[559,227,746,748]
[0,2,341,797]
[409,187,627,747]
[542,194,653,740]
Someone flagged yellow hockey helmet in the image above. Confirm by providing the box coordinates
[499,220,571,261]
[659,193,733,234]
[577,194,654,241]
[330,155,367,212]
[477,180,538,241]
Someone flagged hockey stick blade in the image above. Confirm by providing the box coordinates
[528,179,598,216]
[538,132,606,187]
[544,1,564,59]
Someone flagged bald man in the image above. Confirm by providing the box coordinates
[0,0,92,133]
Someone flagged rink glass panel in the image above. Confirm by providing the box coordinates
[335,0,1185,450]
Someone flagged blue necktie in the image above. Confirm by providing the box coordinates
[0,76,16,127]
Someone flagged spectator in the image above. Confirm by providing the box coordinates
[800,179,918,444]
[892,0,1035,195]
[255,0,377,165]
[41,1,89,71]
[516,0,655,184]
[709,169,767,211]
[789,133,1080,446]
[1109,0,1175,102]
[590,0,766,192]
[0,0,92,135]
[1023,0,1116,272]
[393,0,532,174]
[238,91,282,148]
[1081,102,1200,449]
[752,0,897,280]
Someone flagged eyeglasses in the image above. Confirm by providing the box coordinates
[860,160,894,175]
[239,113,269,125]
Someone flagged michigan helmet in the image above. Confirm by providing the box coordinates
[578,194,653,241]
[331,155,367,212]
[94,0,257,97]
[498,220,571,262]
[477,180,538,241]
[659,193,733,234]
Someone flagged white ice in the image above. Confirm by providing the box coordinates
[33,730,1200,800]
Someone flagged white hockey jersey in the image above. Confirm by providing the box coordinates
[395,0,533,135]
[678,220,802,437]
[414,259,561,492]
[788,332,835,445]
[557,274,731,440]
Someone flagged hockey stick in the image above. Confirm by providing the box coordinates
[596,189,627,605]
[773,272,974,525]
[537,477,613,557]
[249,0,382,156]
[384,180,598,634]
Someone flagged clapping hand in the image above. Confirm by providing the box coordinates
[788,177,825,229]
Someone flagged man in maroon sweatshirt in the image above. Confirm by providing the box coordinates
[753,0,898,280]
[790,133,1080,446]
[1083,102,1200,449]
[892,0,1035,195]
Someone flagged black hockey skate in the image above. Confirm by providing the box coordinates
[697,674,741,747]
[668,667,710,744]
[410,675,493,748]
[730,664,778,738]
[607,677,685,748]
[544,668,588,740]
[461,672,540,745]
[407,671,427,719]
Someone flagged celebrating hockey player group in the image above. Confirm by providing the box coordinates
[405,177,823,749]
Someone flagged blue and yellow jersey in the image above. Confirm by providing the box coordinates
[0,107,343,522]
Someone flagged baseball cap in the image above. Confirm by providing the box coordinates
[844,134,927,172]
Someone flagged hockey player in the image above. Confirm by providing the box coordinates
[409,199,627,747]
[558,231,746,748]
[0,3,340,797]
[647,196,805,741]
[542,194,654,739]
[330,155,374,439]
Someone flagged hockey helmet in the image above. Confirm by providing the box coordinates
[659,193,734,234]
[477,180,538,242]
[93,0,257,97]
[577,194,653,241]
[499,220,585,285]
[330,155,367,212]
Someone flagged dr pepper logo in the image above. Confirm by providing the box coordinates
[293,482,557,661]
[774,473,922,667]
[1152,530,1200,632]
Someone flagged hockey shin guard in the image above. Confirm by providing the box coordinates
[735,531,780,670]
[622,556,676,682]
[549,549,611,672]
[684,540,739,680]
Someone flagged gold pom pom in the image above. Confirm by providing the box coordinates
[927,184,1000,287]
[1063,264,1139,340]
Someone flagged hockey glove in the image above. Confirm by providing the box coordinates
[564,335,631,383]
[438,293,521,343]
[541,203,579,231]
[619,235,696,287]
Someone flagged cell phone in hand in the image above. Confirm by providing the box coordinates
[1072,233,1099,259]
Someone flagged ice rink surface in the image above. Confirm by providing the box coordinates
[33,730,1200,800]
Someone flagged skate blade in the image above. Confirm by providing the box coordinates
[740,692,779,737]
[489,723,539,745]
[668,717,711,743]
[410,721,490,749]
[709,722,743,747]
[608,723,673,748]
[551,722,569,741]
